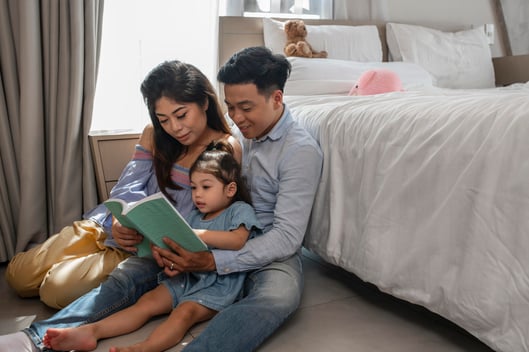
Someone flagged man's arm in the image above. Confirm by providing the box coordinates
[214,142,323,274]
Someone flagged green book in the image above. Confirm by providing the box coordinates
[104,192,208,257]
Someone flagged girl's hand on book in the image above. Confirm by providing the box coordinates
[112,217,143,252]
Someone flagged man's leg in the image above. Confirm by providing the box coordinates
[22,256,160,350]
[183,254,303,352]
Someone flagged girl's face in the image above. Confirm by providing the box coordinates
[154,96,208,146]
[191,171,235,219]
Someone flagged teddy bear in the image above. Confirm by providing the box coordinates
[348,69,403,96]
[283,19,327,58]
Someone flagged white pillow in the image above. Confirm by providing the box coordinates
[263,18,383,62]
[284,57,433,95]
[386,23,495,89]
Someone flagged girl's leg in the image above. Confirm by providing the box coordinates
[25,256,161,350]
[110,301,217,352]
[44,284,173,351]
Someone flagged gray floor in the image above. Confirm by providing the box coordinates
[0,249,495,352]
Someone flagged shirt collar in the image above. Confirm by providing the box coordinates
[254,104,293,142]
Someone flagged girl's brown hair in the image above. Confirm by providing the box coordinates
[190,140,252,205]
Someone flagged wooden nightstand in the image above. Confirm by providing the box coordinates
[89,130,141,202]
[492,54,529,86]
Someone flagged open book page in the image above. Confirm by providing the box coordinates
[104,193,208,257]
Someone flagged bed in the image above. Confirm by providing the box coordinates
[219,17,529,352]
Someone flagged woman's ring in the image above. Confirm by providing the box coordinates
[170,262,174,270]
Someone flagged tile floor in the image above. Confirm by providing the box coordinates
[0,249,495,351]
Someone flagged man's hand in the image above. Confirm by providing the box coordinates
[112,217,143,252]
[152,237,216,277]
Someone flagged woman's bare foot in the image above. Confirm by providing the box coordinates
[43,326,98,351]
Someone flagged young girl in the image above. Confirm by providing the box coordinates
[4,59,240,309]
[42,140,262,352]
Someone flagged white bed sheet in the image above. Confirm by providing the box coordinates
[285,83,529,352]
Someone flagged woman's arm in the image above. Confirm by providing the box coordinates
[110,124,155,251]
[138,124,154,151]
[195,225,249,251]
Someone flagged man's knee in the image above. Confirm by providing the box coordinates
[245,257,304,315]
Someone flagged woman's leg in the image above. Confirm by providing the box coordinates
[111,301,217,352]
[5,220,106,298]
[39,246,130,308]
[23,256,161,350]
[43,284,174,351]
[183,254,303,352]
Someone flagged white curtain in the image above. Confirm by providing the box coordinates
[333,0,388,20]
[0,0,103,260]
[90,0,219,132]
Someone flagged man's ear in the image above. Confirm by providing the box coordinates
[272,89,283,108]
[226,181,237,197]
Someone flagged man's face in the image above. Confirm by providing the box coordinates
[224,83,283,139]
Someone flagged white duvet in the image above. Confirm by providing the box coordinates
[285,83,529,352]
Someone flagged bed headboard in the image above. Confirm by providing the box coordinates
[218,16,388,68]
[218,17,528,91]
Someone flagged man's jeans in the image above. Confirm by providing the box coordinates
[184,254,303,352]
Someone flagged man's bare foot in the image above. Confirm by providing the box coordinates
[43,326,98,351]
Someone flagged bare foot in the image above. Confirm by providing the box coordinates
[44,326,98,351]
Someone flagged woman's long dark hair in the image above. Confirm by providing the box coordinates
[140,60,230,201]
[190,140,252,206]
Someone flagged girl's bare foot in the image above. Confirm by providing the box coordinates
[44,327,98,351]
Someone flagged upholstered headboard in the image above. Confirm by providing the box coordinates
[218,17,528,89]
[218,16,388,68]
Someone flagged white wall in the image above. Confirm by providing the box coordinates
[336,0,519,57]
[383,0,502,57]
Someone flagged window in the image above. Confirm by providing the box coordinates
[219,0,333,19]
[90,0,219,132]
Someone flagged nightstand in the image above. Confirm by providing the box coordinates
[89,130,141,202]
[492,54,529,86]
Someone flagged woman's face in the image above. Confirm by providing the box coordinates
[154,96,208,146]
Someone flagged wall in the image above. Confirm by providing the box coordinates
[336,0,518,58]
[384,0,502,57]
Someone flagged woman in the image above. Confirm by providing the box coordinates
[4,59,240,310]
[42,140,262,352]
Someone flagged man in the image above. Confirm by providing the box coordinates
[0,47,322,352]
[153,46,323,351]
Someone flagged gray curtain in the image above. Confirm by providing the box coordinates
[0,0,103,261]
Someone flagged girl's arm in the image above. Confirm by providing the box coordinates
[195,225,250,250]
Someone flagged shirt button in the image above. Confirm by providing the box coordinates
[224,268,230,273]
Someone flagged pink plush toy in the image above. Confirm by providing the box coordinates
[348,69,403,96]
